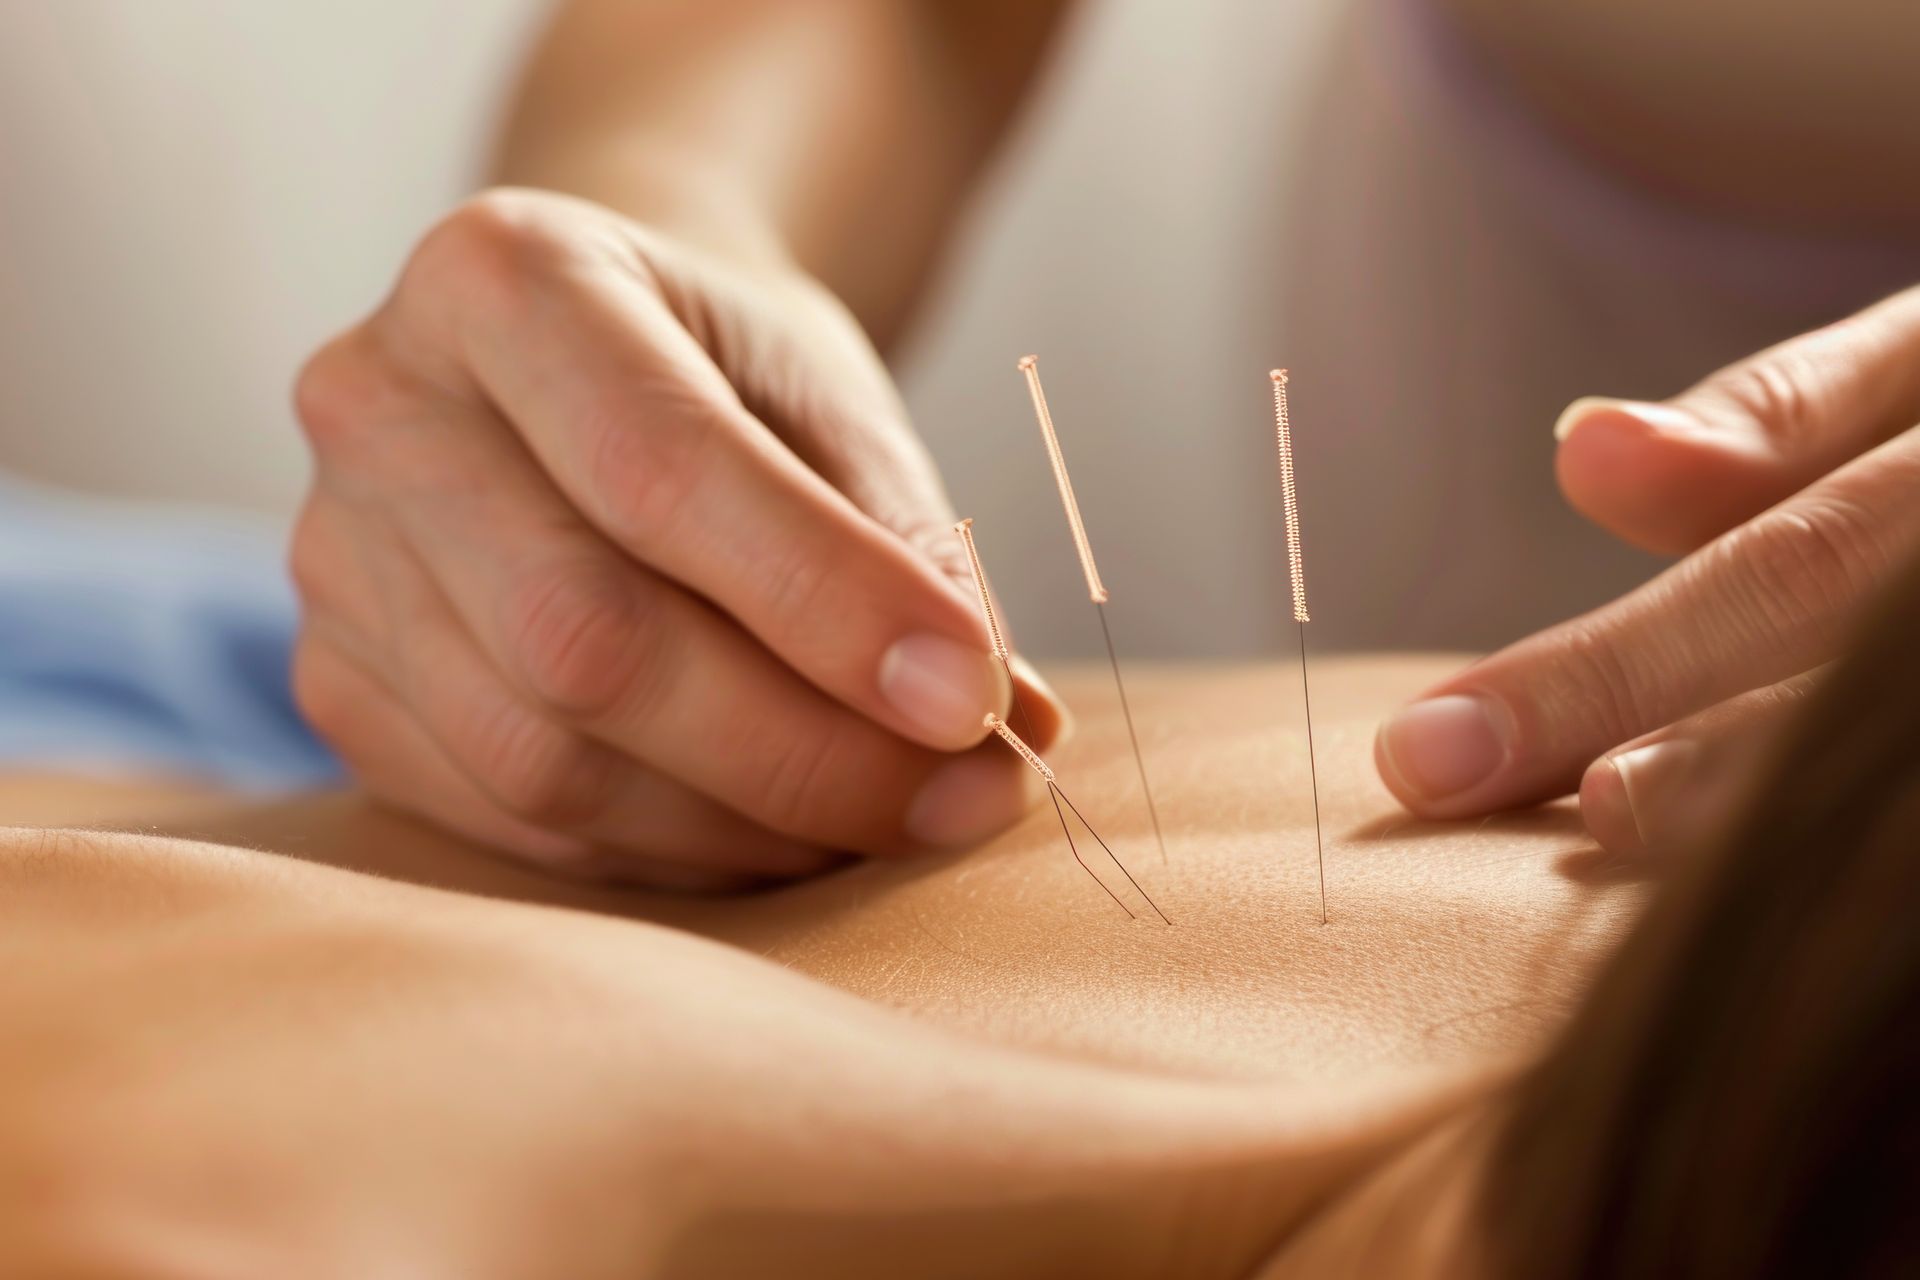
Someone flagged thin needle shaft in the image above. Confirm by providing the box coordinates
[1298,620,1327,924]
[1016,355,1166,863]
[985,712,1165,923]
[1097,601,1168,865]
[1048,783,1136,919]
[1272,369,1328,925]
[1055,786,1172,926]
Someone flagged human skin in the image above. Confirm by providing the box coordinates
[25,657,1644,1081]
[1376,286,1920,849]
[294,0,1920,881]
[0,657,1652,1276]
[288,2,1075,886]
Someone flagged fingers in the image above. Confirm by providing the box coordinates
[1578,673,1822,859]
[368,581,845,875]
[294,571,844,881]
[1402,288,1920,828]
[687,270,1076,745]
[291,631,797,892]
[1555,284,1920,554]
[299,385,1042,855]
[1376,426,1920,818]
[296,191,1065,874]
[383,192,1013,753]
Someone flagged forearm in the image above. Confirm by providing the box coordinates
[492,0,1071,348]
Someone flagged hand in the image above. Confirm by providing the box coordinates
[291,189,1063,887]
[1374,286,1920,854]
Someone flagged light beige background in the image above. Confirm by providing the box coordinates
[3,1,1895,658]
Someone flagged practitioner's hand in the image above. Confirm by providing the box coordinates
[1375,285,1920,854]
[291,189,1062,887]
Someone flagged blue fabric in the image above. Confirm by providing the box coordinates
[0,476,341,789]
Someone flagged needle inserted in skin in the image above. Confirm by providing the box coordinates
[1271,369,1328,924]
[1052,779,1172,926]
[1016,355,1169,865]
[985,713,1170,925]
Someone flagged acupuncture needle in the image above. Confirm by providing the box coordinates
[1016,355,1169,865]
[986,712,1172,925]
[953,517,1036,743]
[1271,369,1328,925]
[957,516,1168,924]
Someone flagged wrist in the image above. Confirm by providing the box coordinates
[493,136,800,277]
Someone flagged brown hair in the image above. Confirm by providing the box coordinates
[1483,548,1920,1278]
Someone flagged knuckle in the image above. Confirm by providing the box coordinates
[286,500,395,642]
[464,704,614,827]
[1714,498,1883,637]
[284,501,368,618]
[754,723,852,840]
[752,542,834,642]
[507,563,671,721]
[290,640,361,748]
[408,188,568,307]
[583,388,719,547]
[293,331,390,460]
[1701,353,1828,446]
[1542,622,1654,749]
[916,532,974,588]
[285,506,331,607]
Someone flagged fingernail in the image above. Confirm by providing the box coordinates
[1553,396,1614,442]
[904,752,1043,848]
[1610,739,1699,850]
[1377,693,1514,804]
[879,633,1008,748]
[1553,396,1701,443]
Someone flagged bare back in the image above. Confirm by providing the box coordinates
[7,655,1648,1087]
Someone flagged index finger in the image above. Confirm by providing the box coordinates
[392,197,1010,753]
[1377,426,1920,818]
[1556,284,1920,554]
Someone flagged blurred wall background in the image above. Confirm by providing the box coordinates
[0,1,541,512]
[14,1,1863,660]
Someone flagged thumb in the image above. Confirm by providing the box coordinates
[800,386,1075,754]
[734,279,1073,749]
[1554,285,1920,555]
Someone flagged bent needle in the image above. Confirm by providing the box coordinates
[1271,369,1328,925]
[1016,355,1169,865]
[986,713,1170,925]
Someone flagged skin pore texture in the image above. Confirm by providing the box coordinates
[0,656,1652,1276]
